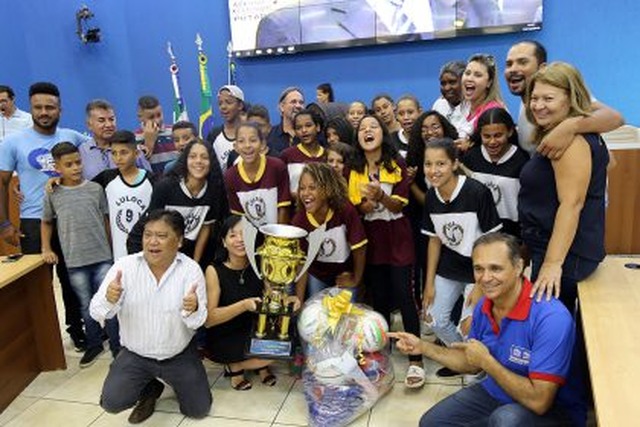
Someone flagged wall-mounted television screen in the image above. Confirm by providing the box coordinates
[229,0,543,57]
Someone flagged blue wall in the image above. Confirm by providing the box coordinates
[1,0,638,132]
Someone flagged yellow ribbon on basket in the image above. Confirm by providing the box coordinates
[322,290,363,333]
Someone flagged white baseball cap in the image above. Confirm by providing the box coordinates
[218,85,245,102]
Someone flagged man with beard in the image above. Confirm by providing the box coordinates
[79,99,151,180]
[267,87,305,156]
[0,82,89,350]
[504,40,623,156]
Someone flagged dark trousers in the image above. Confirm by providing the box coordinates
[100,341,212,418]
[20,218,84,336]
[530,246,597,411]
[529,249,600,316]
[366,264,422,362]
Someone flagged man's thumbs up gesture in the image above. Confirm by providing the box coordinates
[182,283,199,315]
[106,270,123,304]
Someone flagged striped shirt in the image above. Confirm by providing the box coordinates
[90,252,207,360]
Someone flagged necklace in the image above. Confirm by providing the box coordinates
[226,259,249,285]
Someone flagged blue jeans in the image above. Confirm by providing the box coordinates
[68,261,120,353]
[427,275,475,346]
[419,383,573,427]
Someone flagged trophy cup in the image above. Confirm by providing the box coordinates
[243,217,325,358]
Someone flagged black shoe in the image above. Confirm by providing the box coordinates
[73,337,87,353]
[436,367,463,378]
[128,379,165,424]
[79,346,104,368]
[110,346,121,359]
[67,327,87,353]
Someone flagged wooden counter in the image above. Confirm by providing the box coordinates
[0,254,66,411]
[603,131,640,254]
[578,256,640,427]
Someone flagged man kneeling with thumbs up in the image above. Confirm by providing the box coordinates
[90,209,211,424]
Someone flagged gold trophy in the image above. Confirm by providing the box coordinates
[243,218,325,358]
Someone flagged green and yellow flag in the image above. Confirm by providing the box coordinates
[195,33,214,139]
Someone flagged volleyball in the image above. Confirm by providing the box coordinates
[298,301,329,342]
[358,311,389,352]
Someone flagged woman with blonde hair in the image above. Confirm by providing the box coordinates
[519,61,609,315]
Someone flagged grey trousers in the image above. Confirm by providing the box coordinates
[100,340,212,418]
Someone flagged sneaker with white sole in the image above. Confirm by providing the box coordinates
[405,364,426,389]
[463,371,486,386]
[436,366,463,378]
[79,346,104,368]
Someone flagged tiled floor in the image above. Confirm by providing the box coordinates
[1,283,461,427]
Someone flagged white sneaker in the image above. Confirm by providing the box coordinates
[463,371,486,386]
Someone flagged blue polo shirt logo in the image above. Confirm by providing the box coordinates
[508,344,531,366]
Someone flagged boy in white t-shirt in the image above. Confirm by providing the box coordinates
[93,130,154,261]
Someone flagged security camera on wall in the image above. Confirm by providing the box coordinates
[76,4,101,44]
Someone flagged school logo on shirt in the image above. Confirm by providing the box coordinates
[442,222,464,247]
[221,147,231,164]
[184,210,203,236]
[508,345,531,366]
[485,181,502,205]
[28,147,58,177]
[319,237,337,258]
[114,196,148,234]
[244,196,267,223]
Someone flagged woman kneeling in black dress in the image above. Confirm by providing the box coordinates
[204,215,276,390]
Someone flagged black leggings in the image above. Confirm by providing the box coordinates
[366,264,421,363]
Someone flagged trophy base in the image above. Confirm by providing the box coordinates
[246,338,293,359]
[245,319,297,360]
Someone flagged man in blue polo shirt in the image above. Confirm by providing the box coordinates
[390,232,585,426]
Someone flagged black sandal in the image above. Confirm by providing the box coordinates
[255,366,277,387]
[224,366,252,391]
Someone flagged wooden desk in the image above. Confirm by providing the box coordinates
[578,256,640,427]
[0,254,66,411]
[604,141,640,254]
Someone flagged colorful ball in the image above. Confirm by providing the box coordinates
[298,301,329,342]
[358,311,389,352]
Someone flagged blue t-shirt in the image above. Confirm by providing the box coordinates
[0,127,89,218]
[469,278,586,426]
